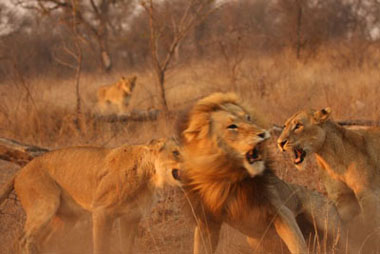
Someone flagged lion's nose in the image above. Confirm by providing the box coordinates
[257,131,270,140]
[278,140,287,151]
[258,132,266,138]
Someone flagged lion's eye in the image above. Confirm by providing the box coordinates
[294,123,302,130]
[172,150,180,157]
[227,124,238,129]
[245,115,251,121]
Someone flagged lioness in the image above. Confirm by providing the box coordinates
[0,138,182,254]
[97,75,137,114]
[179,93,342,254]
[277,108,380,246]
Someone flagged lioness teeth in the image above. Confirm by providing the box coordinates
[293,147,306,164]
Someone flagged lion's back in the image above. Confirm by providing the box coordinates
[97,82,122,102]
[15,147,110,207]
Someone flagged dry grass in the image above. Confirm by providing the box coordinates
[1,50,380,253]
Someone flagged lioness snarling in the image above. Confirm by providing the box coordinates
[278,108,380,249]
[97,75,137,114]
[179,93,342,254]
[0,138,182,254]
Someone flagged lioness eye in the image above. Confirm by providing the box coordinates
[245,115,251,121]
[294,123,302,130]
[172,150,180,157]
[227,124,238,129]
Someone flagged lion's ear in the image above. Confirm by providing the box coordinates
[183,124,209,143]
[183,130,197,142]
[313,107,332,123]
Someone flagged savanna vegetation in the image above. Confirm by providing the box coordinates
[1,0,380,253]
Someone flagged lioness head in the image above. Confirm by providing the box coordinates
[118,75,137,94]
[182,93,271,177]
[277,107,332,170]
[150,138,183,187]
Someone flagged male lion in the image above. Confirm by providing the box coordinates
[277,108,380,247]
[97,75,137,114]
[179,93,342,254]
[0,138,182,254]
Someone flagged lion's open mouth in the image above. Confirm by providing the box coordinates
[293,147,306,164]
[246,146,262,164]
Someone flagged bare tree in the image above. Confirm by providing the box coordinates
[274,0,306,58]
[0,2,26,37]
[14,0,136,72]
[141,0,216,111]
[51,0,85,129]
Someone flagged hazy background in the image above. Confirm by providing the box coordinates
[1,0,380,253]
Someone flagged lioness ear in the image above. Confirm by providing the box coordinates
[148,138,166,151]
[313,107,332,123]
[129,75,137,82]
[129,76,137,88]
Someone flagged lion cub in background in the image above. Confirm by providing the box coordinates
[0,138,182,254]
[97,75,137,114]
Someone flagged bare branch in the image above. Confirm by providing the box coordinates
[0,137,49,166]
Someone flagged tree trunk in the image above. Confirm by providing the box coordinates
[157,71,169,112]
[98,36,112,72]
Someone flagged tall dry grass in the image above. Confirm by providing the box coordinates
[1,49,380,253]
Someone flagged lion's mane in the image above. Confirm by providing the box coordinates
[179,93,275,219]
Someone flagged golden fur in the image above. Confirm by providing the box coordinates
[97,75,137,114]
[0,138,182,254]
[179,93,342,254]
[278,108,380,245]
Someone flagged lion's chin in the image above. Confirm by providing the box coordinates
[243,160,265,177]
[243,144,266,177]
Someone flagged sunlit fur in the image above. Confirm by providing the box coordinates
[97,75,137,113]
[180,93,272,218]
[179,93,342,254]
[278,108,380,250]
[0,138,181,254]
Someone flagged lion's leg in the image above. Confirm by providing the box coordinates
[320,169,361,222]
[15,172,61,254]
[246,235,288,254]
[118,216,140,254]
[39,214,78,247]
[193,220,222,254]
[273,206,308,254]
[92,209,114,254]
[118,101,129,114]
[97,101,108,114]
[296,187,343,251]
[19,195,61,254]
[355,189,380,250]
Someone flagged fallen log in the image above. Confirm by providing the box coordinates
[337,119,380,127]
[1,118,379,166]
[0,138,49,166]
[271,120,380,135]
[94,109,160,123]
